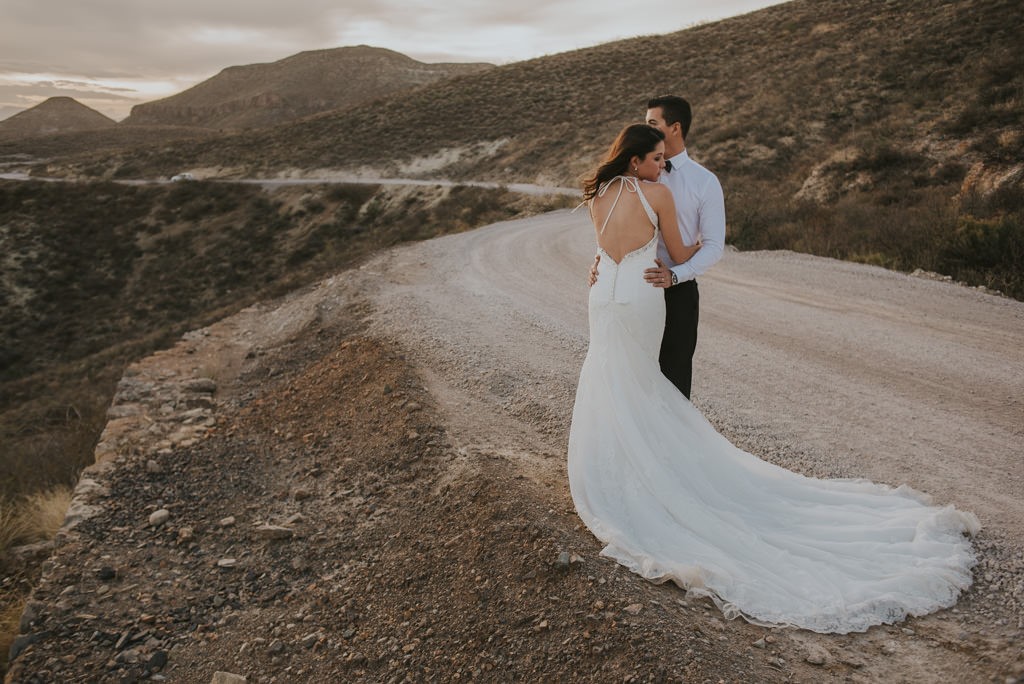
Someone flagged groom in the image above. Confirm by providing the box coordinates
[590,95,726,399]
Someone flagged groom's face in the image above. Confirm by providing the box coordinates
[645,107,673,139]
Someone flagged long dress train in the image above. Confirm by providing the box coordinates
[567,176,978,634]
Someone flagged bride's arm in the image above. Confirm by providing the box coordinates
[649,185,699,263]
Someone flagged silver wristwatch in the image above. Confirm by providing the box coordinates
[670,271,678,286]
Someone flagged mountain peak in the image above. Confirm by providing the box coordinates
[123,45,494,131]
[0,97,116,139]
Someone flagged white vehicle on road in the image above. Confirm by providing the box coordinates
[170,172,196,182]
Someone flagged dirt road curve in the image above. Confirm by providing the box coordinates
[358,208,1023,541]
[349,207,1024,679]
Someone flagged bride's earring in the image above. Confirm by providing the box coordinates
[632,165,638,176]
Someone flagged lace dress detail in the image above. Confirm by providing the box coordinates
[568,178,979,633]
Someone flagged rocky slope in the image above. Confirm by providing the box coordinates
[4,284,801,683]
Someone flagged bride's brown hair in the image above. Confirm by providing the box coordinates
[582,124,666,200]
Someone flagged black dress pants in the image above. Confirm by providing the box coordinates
[659,280,699,399]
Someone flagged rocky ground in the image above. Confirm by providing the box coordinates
[7,290,824,683]
[6,209,1024,682]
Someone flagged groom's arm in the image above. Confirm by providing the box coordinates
[670,175,725,282]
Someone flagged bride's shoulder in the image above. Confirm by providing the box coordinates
[640,180,670,198]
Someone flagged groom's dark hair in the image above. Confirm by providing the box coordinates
[648,95,692,140]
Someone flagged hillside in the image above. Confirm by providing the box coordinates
[122,45,494,130]
[0,124,220,162]
[38,0,1022,296]
[0,97,115,140]
[60,0,1022,187]
[0,178,570,495]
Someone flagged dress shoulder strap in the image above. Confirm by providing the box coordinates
[598,178,626,234]
[634,182,659,229]
[594,176,655,234]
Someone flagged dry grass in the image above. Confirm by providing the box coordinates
[0,487,72,553]
[0,600,23,676]
[0,486,71,676]
[0,503,25,554]
[24,488,73,541]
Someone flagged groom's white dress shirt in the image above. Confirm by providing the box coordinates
[657,149,726,283]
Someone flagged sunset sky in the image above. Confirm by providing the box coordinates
[0,0,787,122]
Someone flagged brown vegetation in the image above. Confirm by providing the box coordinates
[0,487,71,670]
[0,178,571,499]
[23,0,1023,297]
[0,488,71,553]
[0,125,221,161]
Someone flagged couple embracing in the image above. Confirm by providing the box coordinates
[567,96,979,634]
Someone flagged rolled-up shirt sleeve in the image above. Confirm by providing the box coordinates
[671,175,725,283]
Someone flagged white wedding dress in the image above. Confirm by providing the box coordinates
[567,176,979,634]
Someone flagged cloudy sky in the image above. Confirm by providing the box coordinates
[0,0,786,122]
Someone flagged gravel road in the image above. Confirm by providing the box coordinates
[357,207,1023,540]
[348,207,1024,679]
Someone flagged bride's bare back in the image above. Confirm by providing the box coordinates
[589,177,659,263]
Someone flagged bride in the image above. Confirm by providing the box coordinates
[568,123,979,634]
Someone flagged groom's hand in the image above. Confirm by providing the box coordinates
[644,259,673,288]
[588,254,600,287]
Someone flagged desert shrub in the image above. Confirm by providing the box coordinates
[301,196,325,214]
[938,214,1024,298]
[0,487,72,552]
[854,145,921,173]
[727,171,1023,298]
[987,184,1024,216]
[112,163,141,179]
[0,378,109,498]
[947,48,1024,138]
[725,178,803,251]
[0,486,72,676]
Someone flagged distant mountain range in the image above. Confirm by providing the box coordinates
[122,45,493,130]
[0,97,115,139]
[0,46,493,142]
